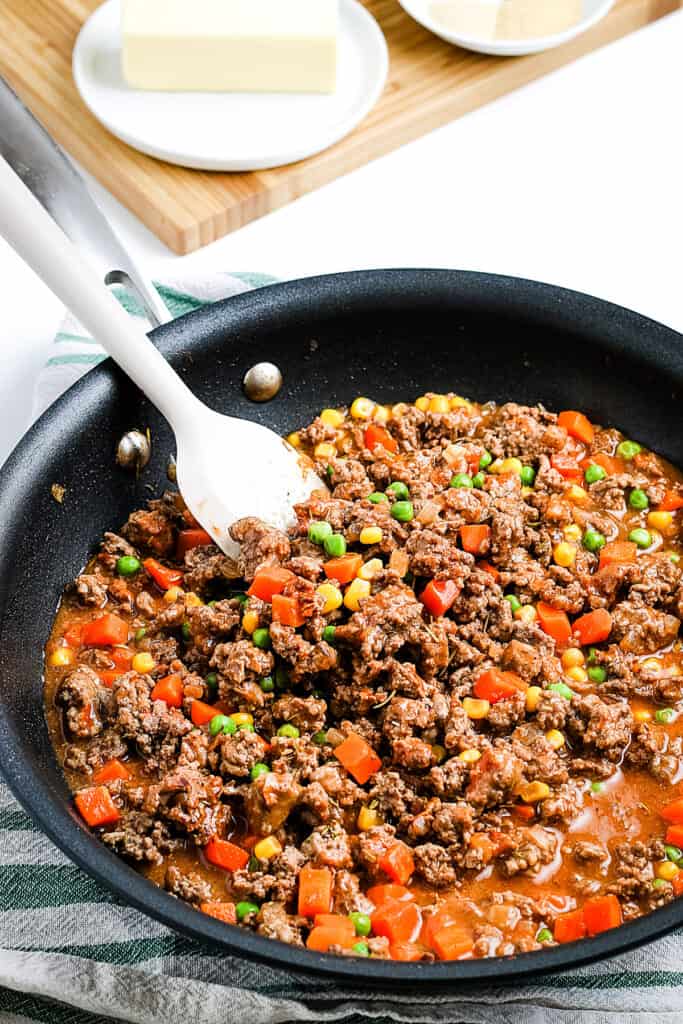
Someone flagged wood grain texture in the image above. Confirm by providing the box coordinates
[0,0,678,253]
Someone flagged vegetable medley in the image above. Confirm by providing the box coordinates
[45,394,683,961]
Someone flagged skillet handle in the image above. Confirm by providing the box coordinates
[0,75,171,328]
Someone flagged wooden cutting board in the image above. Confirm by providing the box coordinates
[0,0,678,253]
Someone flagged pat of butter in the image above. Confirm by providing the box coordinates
[496,0,582,38]
[122,0,338,94]
[430,0,500,39]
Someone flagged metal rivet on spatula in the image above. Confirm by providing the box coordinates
[243,362,283,402]
[116,429,151,471]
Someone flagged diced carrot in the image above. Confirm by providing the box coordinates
[581,452,623,476]
[111,647,133,670]
[92,759,131,784]
[143,558,184,591]
[599,541,637,570]
[536,602,572,644]
[379,841,415,886]
[306,925,356,952]
[247,567,295,602]
[573,608,612,646]
[659,490,683,512]
[673,873,683,897]
[661,798,683,824]
[204,836,249,872]
[473,667,527,704]
[81,613,129,647]
[364,423,398,454]
[98,670,124,688]
[323,553,363,585]
[63,624,83,647]
[367,883,414,906]
[334,731,381,784]
[298,865,333,917]
[390,942,424,962]
[371,899,422,945]
[665,824,683,846]
[200,901,237,924]
[271,593,306,627]
[422,898,463,947]
[151,673,183,708]
[191,699,217,726]
[420,579,458,617]
[314,913,355,934]
[176,528,213,559]
[554,908,587,943]
[512,803,536,821]
[558,410,594,445]
[478,561,501,583]
[75,785,120,827]
[551,454,582,480]
[460,524,491,555]
[468,833,495,863]
[430,924,473,961]
[583,894,622,936]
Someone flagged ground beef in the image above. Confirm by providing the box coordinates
[211,640,273,706]
[272,695,327,734]
[244,771,303,835]
[183,545,240,593]
[229,517,291,581]
[165,865,212,905]
[567,694,633,762]
[210,730,268,779]
[73,574,107,607]
[122,507,175,556]
[102,811,181,865]
[257,902,305,946]
[414,843,459,888]
[611,600,680,653]
[55,665,105,738]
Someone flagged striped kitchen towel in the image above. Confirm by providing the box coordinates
[3,270,683,1024]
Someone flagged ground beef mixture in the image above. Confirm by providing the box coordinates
[44,395,683,962]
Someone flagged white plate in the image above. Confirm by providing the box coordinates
[73,0,388,171]
[397,0,616,56]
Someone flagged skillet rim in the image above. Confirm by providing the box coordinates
[1,267,682,984]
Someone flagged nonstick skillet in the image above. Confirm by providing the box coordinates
[0,264,683,983]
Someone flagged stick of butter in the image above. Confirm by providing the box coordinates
[122,0,338,94]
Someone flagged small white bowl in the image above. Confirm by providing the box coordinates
[397,0,616,56]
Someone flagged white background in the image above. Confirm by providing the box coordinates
[0,11,680,467]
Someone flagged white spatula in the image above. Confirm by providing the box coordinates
[0,156,324,556]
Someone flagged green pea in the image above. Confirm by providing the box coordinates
[239,722,255,732]
[308,521,333,545]
[181,622,192,641]
[250,762,270,781]
[586,647,599,664]
[349,912,372,937]
[252,628,271,650]
[628,488,649,510]
[472,473,486,489]
[590,780,604,794]
[116,555,141,577]
[324,533,347,558]
[277,723,300,739]
[617,440,642,460]
[322,625,337,644]
[504,594,521,613]
[229,592,248,605]
[584,464,606,485]
[205,672,218,692]
[587,666,607,684]
[536,928,553,943]
[312,730,329,745]
[665,844,683,863]
[368,492,388,504]
[670,553,681,564]
[479,451,493,470]
[583,528,606,553]
[629,528,651,549]
[326,465,334,478]
[450,473,473,489]
[548,682,574,701]
[656,708,675,724]
[235,901,260,921]
[352,941,370,957]
[260,675,274,693]
[134,627,147,643]
[391,500,414,523]
[386,481,410,501]
[209,714,232,737]
[520,466,536,487]
[652,878,668,889]
[248,855,260,873]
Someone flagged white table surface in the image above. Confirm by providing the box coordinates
[0,10,680,468]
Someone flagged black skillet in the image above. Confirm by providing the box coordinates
[1,80,683,986]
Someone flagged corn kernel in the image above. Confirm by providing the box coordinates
[254,836,282,861]
[634,708,653,723]
[374,405,392,424]
[242,610,259,634]
[358,558,383,581]
[358,806,382,831]
[314,441,337,459]
[48,646,74,668]
[562,647,585,670]
[566,484,588,503]
[287,432,301,449]
[392,403,409,418]
[350,397,375,420]
[566,666,588,684]
[344,577,371,612]
[320,408,345,428]
[648,511,674,533]
[641,657,662,673]
[563,524,583,542]
[656,860,680,881]
[489,459,504,474]
[515,605,537,624]
[431,744,447,764]
[553,542,577,568]
[415,396,430,412]
[429,395,451,414]
[231,712,253,728]
[500,457,524,476]
[521,486,534,498]
[184,591,203,607]
[545,729,565,750]
[316,582,343,614]
[164,586,184,604]
[525,686,542,712]
[360,526,383,545]
[518,781,551,803]
[458,748,481,764]
[463,697,490,720]
[132,652,156,674]
[450,395,472,410]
